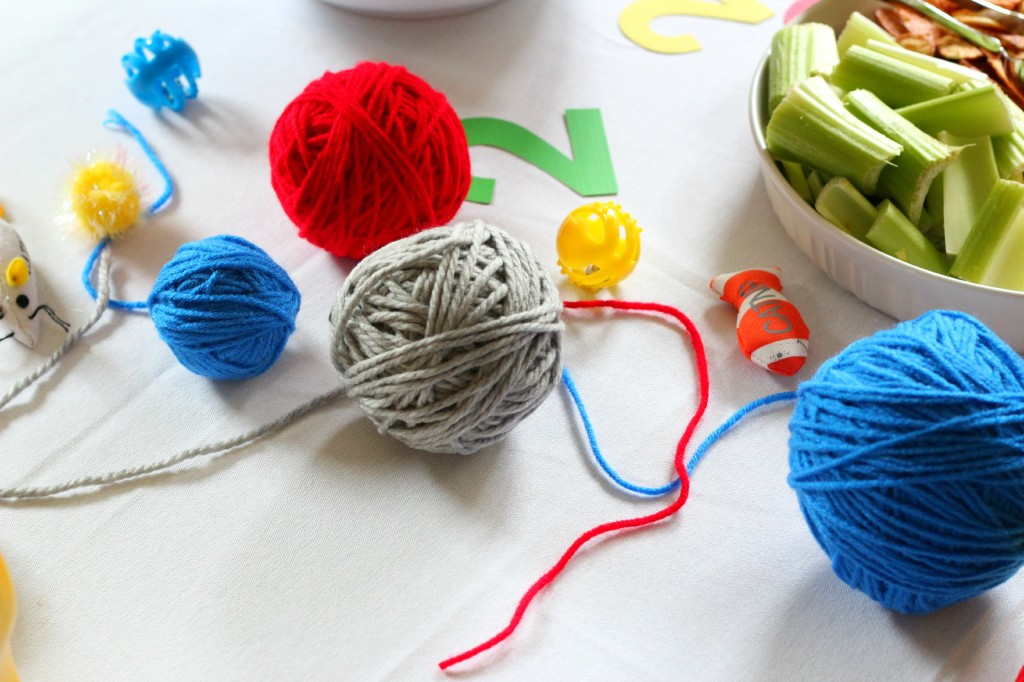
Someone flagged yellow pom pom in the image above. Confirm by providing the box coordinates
[68,158,142,240]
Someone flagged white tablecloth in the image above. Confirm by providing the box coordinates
[2,0,1022,679]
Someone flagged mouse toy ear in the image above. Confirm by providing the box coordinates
[0,218,40,348]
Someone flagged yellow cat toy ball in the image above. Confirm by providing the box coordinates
[556,201,641,291]
[67,154,143,241]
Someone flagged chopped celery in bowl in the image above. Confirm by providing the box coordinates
[750,0,1024,351]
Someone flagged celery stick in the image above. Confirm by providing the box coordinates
[866,200,950,274]
[924,172,945,238]
[939,132,998,256]
[837,12,899,56]
[955,79,983,93]
[950,179,1024,290]
[983,214,1024,291]
[993,119,1024,179]
[863,39,987,85]
[918,207,938,238]
[807,170,824,202]
[844,89,961,224]
[767,76,902,195]
[814,176,877,241]
[896,84,1015,137]
[975,81,1024,178]
[829,45,955,108]
[769,23,840,113]
[781,161,813,202]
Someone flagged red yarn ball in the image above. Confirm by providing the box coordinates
[269,62,471,259]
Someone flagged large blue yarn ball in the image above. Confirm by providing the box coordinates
[789,310,1024,615]
[148,235,301,380]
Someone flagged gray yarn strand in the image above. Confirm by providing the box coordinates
[2,219,562,498]
[330,220,563,455]
[0,240,346,500]
[0,385,347,500]
[0,243,113,411]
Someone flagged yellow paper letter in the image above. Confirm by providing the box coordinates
[620,0,775,54]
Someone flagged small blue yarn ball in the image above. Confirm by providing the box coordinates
[148,235,301,380]
[789,310,1024,615]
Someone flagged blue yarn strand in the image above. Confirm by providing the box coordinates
[569,312,1024,618]
[103,109,174,214]
[81,240,149,310]
[564,367,796,496]
[82,110,175,309]
[563,368,680,497]
[685,391,797,476]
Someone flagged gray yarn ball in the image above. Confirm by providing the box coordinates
[330,220,564,454]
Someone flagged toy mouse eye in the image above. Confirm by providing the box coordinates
[16,294,29,309]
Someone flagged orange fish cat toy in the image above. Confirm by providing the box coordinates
[710,267,809,376]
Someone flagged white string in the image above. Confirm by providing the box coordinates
[0,243,113,411]
[0,385,348,500]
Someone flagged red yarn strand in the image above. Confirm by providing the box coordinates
[438,299,710,671]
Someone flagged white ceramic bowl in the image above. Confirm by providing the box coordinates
[750,0,1024,351]
[319,0,506,18]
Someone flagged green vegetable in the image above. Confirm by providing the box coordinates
[829,45,955,108]
[766,76,903,195]
[781,161,813,203]
[844,89,960,224]
[980,81,1024,178]
[938,132,998,256]
[862,39,987,85]
[768,23,840,114]
[866,200,949,274]
[806,170,825,202]
[924,173,944,238]
[896,84,1015,137]
[917,206,939,239]
[763,12,1024,293]
[814,176,877,240]
[993,116,1024,179]
[950,179,1024,291]
[836,12,899,56]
